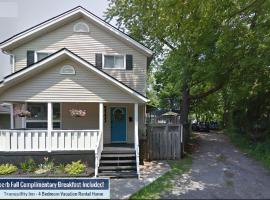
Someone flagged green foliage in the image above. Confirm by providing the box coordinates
[20,162,28,173]
[34,157,54,174]
[27,158,37,173]
[227,128,270,169]
[0,164,18,175]
[64,161,86,175]
[106,0,270,141]
[130,156,192,199]
[20,158,37,173]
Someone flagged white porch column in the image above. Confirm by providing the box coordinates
[134,103,140,177]
[22,103,26,129]
[10,104,14,129]
[47,102,53,152]
[99,103,104,145]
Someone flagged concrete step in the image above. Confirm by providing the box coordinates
[98,171,138,178]
[99,165,137,171]
[100,160,136,164]
[101,153,136,158]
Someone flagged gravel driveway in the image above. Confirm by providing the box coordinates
[161,132,270,199]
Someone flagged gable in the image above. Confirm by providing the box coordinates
[0,6,152,56]
[9,17,148,95]
[0,60,141,103]
[0,49,148,103]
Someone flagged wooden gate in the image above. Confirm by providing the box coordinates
[146,124,183,160]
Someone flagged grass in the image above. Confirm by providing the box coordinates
[130,156,192,199]
[226,128,270,170]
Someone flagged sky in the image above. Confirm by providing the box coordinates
[0,0,109,79]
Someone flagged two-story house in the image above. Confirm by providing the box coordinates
[0,6,153,178]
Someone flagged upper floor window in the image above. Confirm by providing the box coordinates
[103,55,125,69]
[73,22,89,33]
[60,65,76,75]
[36,52,51,62]
[10,55,15,72]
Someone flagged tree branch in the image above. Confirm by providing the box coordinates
[229,0,265,18]
[189,83,224,101]
[160,38,176,50]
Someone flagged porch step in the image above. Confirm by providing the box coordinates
[102,149,135,154]
[98,149,137,178]
[99,165,137,171]
[101,153,136,158]
[98,171,138,178]
[100,160,136,164]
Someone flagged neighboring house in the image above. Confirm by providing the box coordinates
[0,6,153,178]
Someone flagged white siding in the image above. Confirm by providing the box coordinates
[0,60,139,103]
[12,18,147,95]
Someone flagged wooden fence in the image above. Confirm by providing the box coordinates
[146,124,183,160]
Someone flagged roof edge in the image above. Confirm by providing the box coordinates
[1,48,149,102]
[0,6,153,56]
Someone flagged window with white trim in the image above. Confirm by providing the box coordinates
[60,65,76,75]
[73,22,89,33]
[36,52,51,62]
[26,103,61,129]
[103,55,125,69]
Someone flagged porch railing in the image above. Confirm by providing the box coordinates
[95,130,103,177]
[0,129,100,151]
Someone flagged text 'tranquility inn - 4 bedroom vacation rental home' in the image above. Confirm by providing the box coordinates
[0,6,153,178]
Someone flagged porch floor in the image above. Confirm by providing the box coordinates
[103,144,135,152]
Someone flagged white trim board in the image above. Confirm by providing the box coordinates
[0,49,149,103]
[0,7,153,57]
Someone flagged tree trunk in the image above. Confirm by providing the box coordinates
[180,83,190,156]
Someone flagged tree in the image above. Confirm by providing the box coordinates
[105,0,270,140]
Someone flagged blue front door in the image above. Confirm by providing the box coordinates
[111,107,126,143]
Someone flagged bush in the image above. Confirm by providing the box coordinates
[64,161,86,175]
[34,157,54,175]
[0,164,18,175]
[20,158,37,173]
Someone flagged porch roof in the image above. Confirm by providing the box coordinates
[0,48,148,103]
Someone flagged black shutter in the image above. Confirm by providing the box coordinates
[27,50,35,67]
[95,53,102,69]
[126,54,133,70]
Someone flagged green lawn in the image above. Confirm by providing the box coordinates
[226,128,270,170]
[130,156,192,199]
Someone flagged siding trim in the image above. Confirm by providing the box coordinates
[0,48,148,103]
[0,6,153,56]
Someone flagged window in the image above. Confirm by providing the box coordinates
[10,55,15,73]
[104,55,125,69]
[60,65,76,75]
[73,22,89,33]
[36,52,51,62]
[26,103,61,129]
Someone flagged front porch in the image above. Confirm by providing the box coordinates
[0,102,142,177]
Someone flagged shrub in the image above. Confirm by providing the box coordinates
[20,158,37,173]
[54,163,66,174]
[27,158,37,172]
[20,162,28,173]
[34,157,54,175]
[64,160,86,175]
[0,164,18,175]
